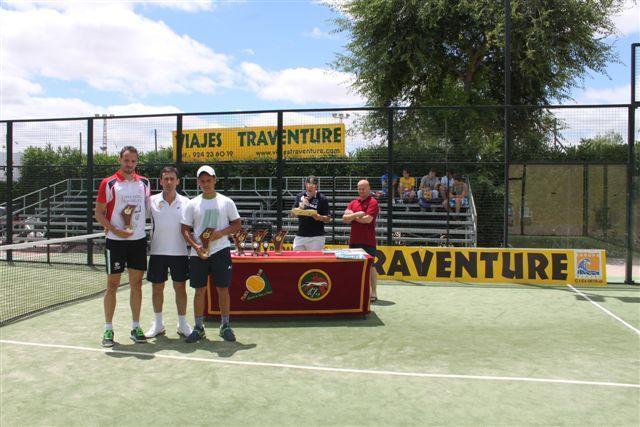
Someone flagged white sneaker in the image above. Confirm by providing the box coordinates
[177,323,193,337]
[144,322,166,338]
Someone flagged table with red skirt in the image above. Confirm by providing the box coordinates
[206,250,373,318]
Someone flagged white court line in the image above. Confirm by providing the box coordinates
[1,339,638,389]
[567,285,640,335]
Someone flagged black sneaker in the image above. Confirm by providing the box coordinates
[186,326,206,343]
[101,329,114,347]
[130,326,147,343]
[219,324,236,342]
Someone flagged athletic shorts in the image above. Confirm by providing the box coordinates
[147,255,189,284]
[293,235,325,251]
[189,247,232,289]
[449,197,469,207]
[349,243,377,259]
[105,238,147,274]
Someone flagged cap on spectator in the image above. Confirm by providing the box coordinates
[305,175,318,186]
[197,165,216,177]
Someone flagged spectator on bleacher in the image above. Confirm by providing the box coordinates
[291,176,330,251]
[343,180,379,302]
[448,175,469,213]
[439,169,454,208]
[398,167,416,203]
[379,172,398,199]
[418,168,440,201]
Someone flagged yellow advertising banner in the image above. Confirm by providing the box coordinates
[326,246,607,285]
[172,124,346,162]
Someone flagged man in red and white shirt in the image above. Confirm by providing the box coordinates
[95,146,150,347]
[343,179,379,302]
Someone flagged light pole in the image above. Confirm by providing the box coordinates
[94,114,115,154]
[331,112,350,123]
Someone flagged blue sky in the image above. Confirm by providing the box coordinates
[0,0,638,121]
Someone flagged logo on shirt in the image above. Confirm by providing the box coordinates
[203,208,220,228]
[298,269,332,301]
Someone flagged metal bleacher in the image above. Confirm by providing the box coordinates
[2,175,477,247]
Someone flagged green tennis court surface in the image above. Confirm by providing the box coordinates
[1,281,639,426]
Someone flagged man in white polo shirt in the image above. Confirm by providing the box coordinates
[144,166,193,339]
[181,165,241,343]
[95,146,150,347]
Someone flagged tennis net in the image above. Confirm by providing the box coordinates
[0,233,128,325]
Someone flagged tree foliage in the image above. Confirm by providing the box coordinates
[334,0,621,107]
[333,0,622,161]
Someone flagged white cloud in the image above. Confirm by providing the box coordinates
[612,0,640,36]
[241,48,255,55]
[303,27,337,39]
[240,62,365,106]
[573,84,630,104]
[0,4,235,97]
[3,0,216,12]
[144,0,215,12]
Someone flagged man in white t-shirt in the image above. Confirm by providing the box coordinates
[144,166,193,339]
[95,146,150,347]
[181,165,241,343]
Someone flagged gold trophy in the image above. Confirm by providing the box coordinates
[273,229,288,255]
[251,229,268,256]
[121,204,136,232]
[232,229,249,255]
[199,227,216,257]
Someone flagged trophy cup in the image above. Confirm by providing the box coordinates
[251,229,268,256]
[199,227,216,257]
[232,229,249,255]
[273,229,288,255]
[121,204,137,232]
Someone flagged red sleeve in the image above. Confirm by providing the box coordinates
[366,199,379,219]
[96,179,108,203]
[346,200,355,211]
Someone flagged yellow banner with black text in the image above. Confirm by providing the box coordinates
[172,124,346,162]
[326,246,607,285]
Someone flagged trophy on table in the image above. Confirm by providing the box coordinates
[199,227,216,257]
[121,204,137,232]
[232,229,249,255]
[251,229,269,256]
[273,229,288,255]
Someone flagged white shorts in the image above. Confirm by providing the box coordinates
[293,235,326,251]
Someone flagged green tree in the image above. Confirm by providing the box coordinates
[333,0,622,160]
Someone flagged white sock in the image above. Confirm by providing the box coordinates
[132,321,140,329]
[178,315,188,326]
[105,323,113,330]
[155,312,163,325]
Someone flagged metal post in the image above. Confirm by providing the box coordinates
[86,118,94,266]
[79,132,82,156]
[154,129,158,154]
[603,164,608,239]
[46,165,51,264]
[627,43,638,284]
[176,115,183,168]
[6,122,13,261]
[332,163,337,243]
[626,105,636,284]
[503,0,512,248]
[387,109,394,246]
[520,164,526,235]
[276,112,284,232]
[583,162,589,236]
